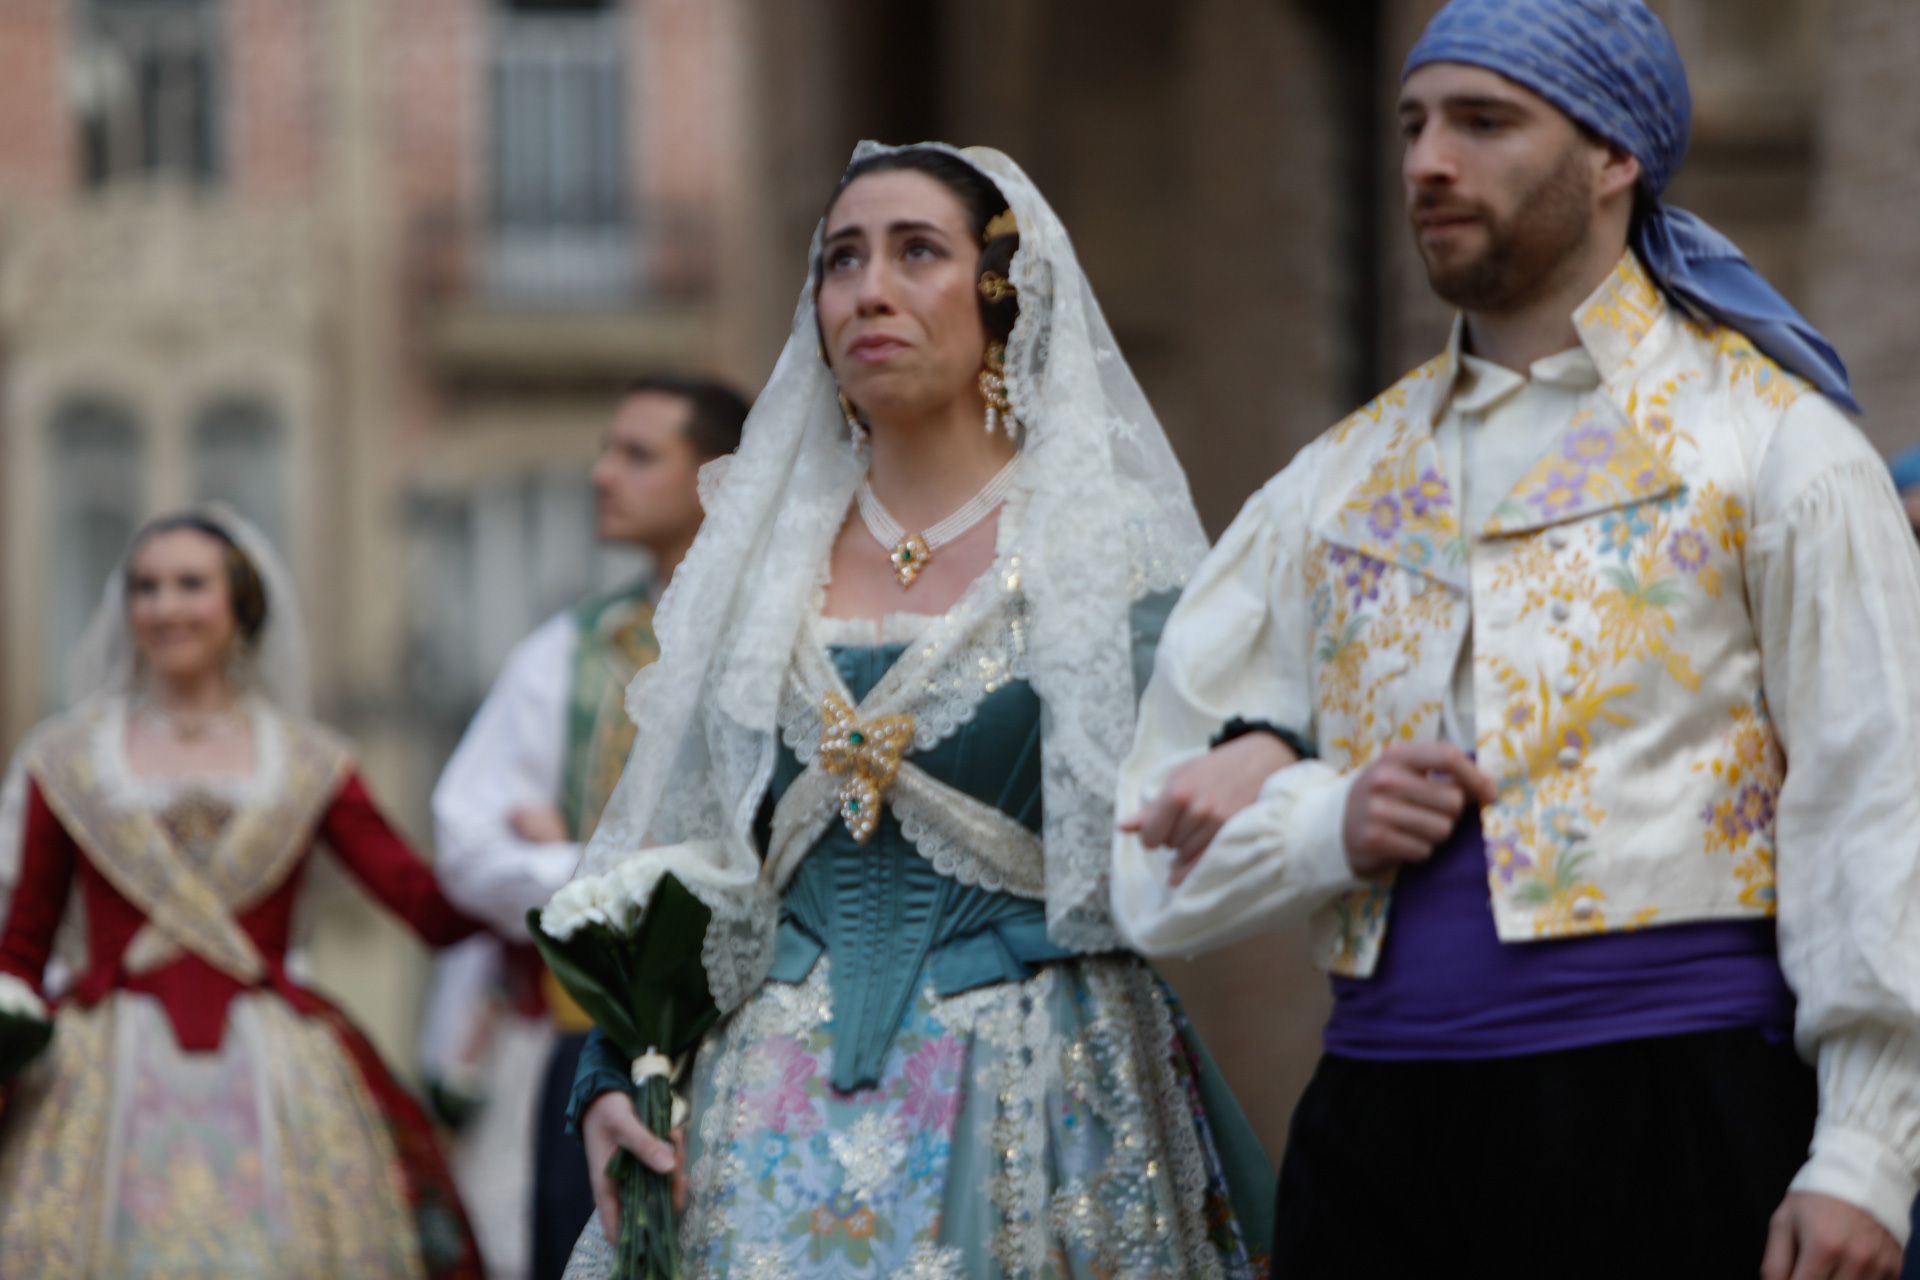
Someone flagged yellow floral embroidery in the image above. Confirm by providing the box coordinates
[1483,407,1683,537]
[1328,884,1393,976]
[1693,695,1784,912]
[1578,254,1664,348]
[1331,355,1447,443]
[1704,326,1806,412]
[1330,427,1465,581]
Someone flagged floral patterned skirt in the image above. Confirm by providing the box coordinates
[565,954,1271,1280]
[0,991,479,1279]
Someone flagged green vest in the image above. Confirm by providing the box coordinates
[559,581,659,843]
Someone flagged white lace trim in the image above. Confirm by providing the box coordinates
[779,487,1032,768]
[91,695,287,813]
[766,595,1046,898]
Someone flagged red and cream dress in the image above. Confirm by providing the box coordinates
[0,695,485,1279]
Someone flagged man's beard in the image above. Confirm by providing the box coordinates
[1414,143,1594,313]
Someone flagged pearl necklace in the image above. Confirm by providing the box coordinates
[134,697,247,743]
[856,455,1021,588]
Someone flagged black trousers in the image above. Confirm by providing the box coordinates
[530,1032,595,1280]
[1272,1028,1817,1280]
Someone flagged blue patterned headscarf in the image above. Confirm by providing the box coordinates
[1406,0,1859,412]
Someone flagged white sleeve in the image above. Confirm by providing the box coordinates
[1747,397,1920,1245]
[431,613,583,940]
[1112,456,1365,958]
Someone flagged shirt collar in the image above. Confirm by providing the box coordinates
[1439,251,1663,416]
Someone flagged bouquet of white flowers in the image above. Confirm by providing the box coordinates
[530,866,719,1280]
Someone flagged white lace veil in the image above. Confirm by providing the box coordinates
[571,142,1207,1011]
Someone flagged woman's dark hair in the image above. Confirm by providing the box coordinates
[127,513,270,644]
[814,147,1021,345]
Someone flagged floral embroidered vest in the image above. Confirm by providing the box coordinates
[1303,253,1804,978]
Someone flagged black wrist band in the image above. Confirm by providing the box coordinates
[1210,717,1316,760]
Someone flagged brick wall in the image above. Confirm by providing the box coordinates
[230,0,327,204]
[383,0,480,236]
[0,1,70,202]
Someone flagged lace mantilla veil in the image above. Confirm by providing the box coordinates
[568,142,1208,1013]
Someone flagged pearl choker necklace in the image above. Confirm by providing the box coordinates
[133,697,247,743]
[856,455,1021,588]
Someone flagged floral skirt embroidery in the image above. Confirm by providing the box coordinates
[565,954,1269,1280]
[0,992,445,1279]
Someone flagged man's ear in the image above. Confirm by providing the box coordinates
[1596,140,1642,205]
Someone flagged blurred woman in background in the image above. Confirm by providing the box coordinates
[0,506,485,1278]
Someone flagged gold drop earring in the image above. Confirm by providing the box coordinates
[838,389,868,453]
[979,342,1010,435]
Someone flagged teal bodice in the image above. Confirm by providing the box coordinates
[568,594,1178,1120]
[761,642,1068,1092]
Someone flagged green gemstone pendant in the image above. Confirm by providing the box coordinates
[889,533,934,588]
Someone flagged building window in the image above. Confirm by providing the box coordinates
[191,396,285,550]
[48,397,145,705]
[486,0,632,305]
[73,0,224,190]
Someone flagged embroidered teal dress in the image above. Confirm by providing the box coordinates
[565,614,1272,1279]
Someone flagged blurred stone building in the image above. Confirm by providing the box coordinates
[0,0,1914,1156]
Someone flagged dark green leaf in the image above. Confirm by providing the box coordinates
[0,1010,53,1083]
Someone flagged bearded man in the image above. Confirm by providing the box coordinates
[1114,3,1920,1277]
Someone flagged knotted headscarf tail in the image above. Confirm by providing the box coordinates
[1406,0,1859,413]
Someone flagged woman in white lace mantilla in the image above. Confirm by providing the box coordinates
[557,143,1273,1279]
[0,507,486,1278]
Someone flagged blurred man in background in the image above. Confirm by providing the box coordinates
[425,374,748,1280]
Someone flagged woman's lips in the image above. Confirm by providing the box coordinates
[847,336,909,362]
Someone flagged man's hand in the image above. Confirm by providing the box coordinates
[509,806,570,844]
[1341,742,1495,879]
[1761,1191,1902,1280]
[582,1089,687,1242]
[1122,733,1301,886]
